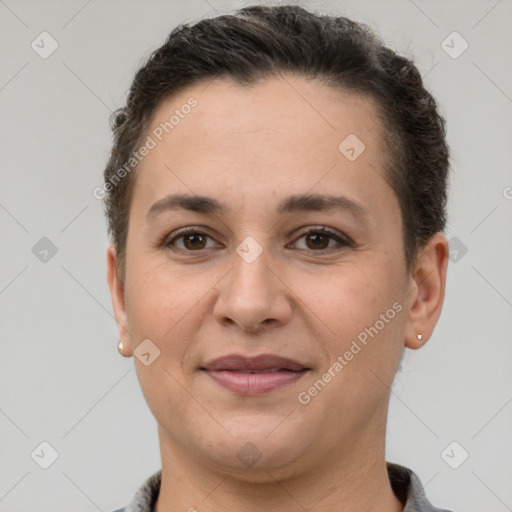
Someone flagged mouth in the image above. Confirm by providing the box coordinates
[200,354,310,396]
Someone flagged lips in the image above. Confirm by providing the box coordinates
[201,354,310,395]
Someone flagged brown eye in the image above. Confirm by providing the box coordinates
[182,233,207,250]
[305,232,330,250]
[164,229,216,251]
[290,228,350,252]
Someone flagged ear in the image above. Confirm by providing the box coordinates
[404,232,449,349]
[106,245,132,356]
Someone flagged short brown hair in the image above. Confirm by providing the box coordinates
[103,4,449,280]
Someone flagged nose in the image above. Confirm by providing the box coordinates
[213,244,293,333]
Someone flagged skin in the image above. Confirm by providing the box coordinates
[107,74,448,512]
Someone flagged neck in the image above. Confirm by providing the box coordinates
[154,425,404,512]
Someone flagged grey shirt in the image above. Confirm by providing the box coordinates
[112,463,453,512]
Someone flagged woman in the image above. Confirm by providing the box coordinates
[104,4,451,511]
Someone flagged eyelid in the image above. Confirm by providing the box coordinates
[160,226,219,249]
[159,225,352,252]
[290,226,352,249]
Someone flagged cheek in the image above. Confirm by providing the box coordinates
[293,264,392,328]
[289,268,406,447]
[291,263,406,373]
[123,256,189,350]
[124,255,224,364]
[124,261,205,426]
[126,242,186,309]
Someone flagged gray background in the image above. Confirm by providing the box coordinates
[1,0,511,510]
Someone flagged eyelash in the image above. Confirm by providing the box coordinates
[159,226,352,253]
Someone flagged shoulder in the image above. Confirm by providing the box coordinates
[110,469,162,512]
[387,462,454,512]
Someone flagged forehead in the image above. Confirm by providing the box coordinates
[131,75,394,218]
[147,75,384,154]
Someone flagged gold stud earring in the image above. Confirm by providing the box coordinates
[118,340,125,356]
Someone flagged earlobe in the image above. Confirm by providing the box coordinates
[106,245,132,356]
[404,233,449,350]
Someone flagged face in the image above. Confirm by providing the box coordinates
[108,75,443,480]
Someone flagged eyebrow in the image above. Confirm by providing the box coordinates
[146,193,369,221]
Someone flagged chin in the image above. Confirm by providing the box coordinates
[195,415,312,478]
